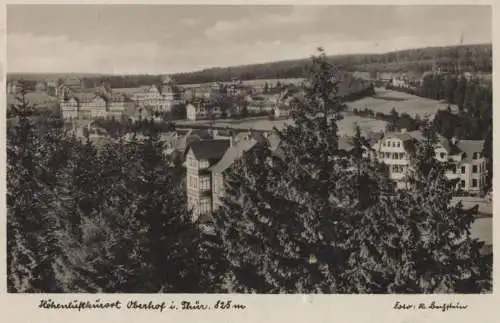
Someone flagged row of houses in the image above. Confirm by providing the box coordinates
[185,128,486,219]
[60,77,176,121]
[185,94,282,121]
[185,84,303,121]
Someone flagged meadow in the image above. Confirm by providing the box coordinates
[347,88,458,118]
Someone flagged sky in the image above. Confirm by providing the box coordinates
[7,5,492,74]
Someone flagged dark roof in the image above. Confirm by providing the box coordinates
[209,139,259,173]
[188,139,230,160]
[406,130,452,153]
[367,131,384,145]
[266,132,281,151]
[383,132,415,142]
[175,129,213,152]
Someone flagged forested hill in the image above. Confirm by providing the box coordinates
[172,43,492,84]
[8,44,491,87]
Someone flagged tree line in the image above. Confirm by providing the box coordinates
[11,44,490,91]
[7,50,492,293]
[171,44,491,84]
[352,107,422,132]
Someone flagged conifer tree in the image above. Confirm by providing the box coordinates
[212,49,393,293]
[7,83,83,292]
[347,121,491,293]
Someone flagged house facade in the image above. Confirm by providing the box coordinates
[185,139,231,220]
[274,104,291,119]
[107,93,134,119]
[6,81,19,94]
[186,101,208,121]
[60,97,80,120]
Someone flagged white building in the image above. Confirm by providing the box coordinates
[186,100,208,121]
[372,130,486,193]
[274,104,291,119]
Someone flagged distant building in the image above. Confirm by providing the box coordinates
[106,93,134,119]
[352,71,372,81]
[6,80,19,94]
[62,76,84,91]
[60,91,133,121]
[115,76,175,113]
[46,81,59,97]
[377,72,394,83]
[274,104,291,119]
[35,82,46,92]
[60,97,79,120]
[186,100,208,121]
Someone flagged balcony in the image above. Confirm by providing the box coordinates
[201,189,212,197]
[198,168,211,176]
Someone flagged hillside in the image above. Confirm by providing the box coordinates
[7,44,492,87]
[172,44,492,84]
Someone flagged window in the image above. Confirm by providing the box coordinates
[461,166,466,174]
[393,153,399,160]
[383,141,386,147]
[399,153,405,159]
[396,141,401,147]
[440,152,446,159]
[472,179,478,188]
[473,152,479,160]
[472,165,478,173]
[199,176,210,191]
[392,142,396,147]
[190,175,198,189]
[199,198,211,215]
[392,165,403,173]
[461,180,466,188]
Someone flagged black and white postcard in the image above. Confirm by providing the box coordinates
[1,1,497,322]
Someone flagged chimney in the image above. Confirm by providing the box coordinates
[401,128,407,133]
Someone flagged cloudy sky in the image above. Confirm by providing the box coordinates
[7,5,492,74]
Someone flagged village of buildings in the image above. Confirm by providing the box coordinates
[6,66,488,219]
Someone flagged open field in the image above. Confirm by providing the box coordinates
[346,88,458,118]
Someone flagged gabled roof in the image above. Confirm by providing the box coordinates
[266,132,281,151]
[383,132,415,142]
[406,130,457,154]
[187,139,230,161]
[209,139,259,173]
[367,131,384,145]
